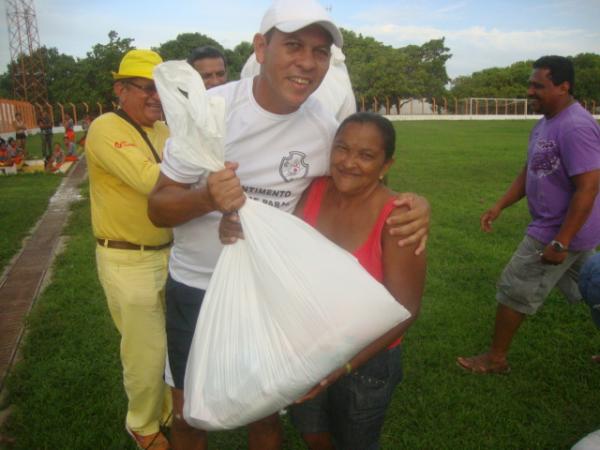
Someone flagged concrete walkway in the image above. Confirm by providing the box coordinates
[0,158,88,391]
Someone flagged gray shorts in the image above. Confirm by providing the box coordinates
[496,235,594,315]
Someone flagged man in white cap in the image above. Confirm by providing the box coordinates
[240,44,357,122]
[148,1,429,448]
[87,49,172,450]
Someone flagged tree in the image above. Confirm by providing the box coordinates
[450,61,531,99]
[225,41,254,80]
[154,33,223,62]
[449,54,600,103]
[5,26,594,113]
[0,69,13,98]
[342,30,397,99]
[403,38,451,99]
[78,31,135,107]
[571,53,600,104]
[155,33,252,80]
[341,29,451,103]
[0,46,81,103]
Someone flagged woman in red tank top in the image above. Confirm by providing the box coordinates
[290,112,426,450]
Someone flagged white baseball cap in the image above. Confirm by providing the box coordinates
[259,0,343,48]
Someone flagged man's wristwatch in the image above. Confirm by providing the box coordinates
[550,240,568,253]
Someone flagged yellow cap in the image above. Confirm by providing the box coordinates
[112,49,163,80]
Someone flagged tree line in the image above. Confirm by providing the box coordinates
[1,29,598,110]
[451,53,600,102]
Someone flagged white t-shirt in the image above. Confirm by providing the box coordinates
[161,77,338,289]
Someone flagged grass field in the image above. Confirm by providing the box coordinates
[0,132,69,275]
[0,174,62,275]
[0,133,80,275]
[3,121,599,449]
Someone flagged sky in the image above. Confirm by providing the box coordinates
[1,0,599,79]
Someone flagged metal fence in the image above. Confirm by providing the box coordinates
[0,99,37,133]
[1,96,599,134]
[359,96,598,116]
[0,98,119,134]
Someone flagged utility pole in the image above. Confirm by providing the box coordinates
[5,0,48,104]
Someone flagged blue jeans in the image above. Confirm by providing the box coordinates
[290,346,403,450]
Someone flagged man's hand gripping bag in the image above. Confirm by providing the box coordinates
[154,61,411,430]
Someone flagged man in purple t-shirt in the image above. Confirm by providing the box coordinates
[457,55,600,374]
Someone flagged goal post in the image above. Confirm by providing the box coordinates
[467,98,530,115]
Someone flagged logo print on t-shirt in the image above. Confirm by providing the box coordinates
[114,141,136,149]
[279,151,309,182]
[530,138,560,178]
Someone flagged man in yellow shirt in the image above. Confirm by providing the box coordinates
[86,49,172,450]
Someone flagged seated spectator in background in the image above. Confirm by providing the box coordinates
[12,111,27,157]
[0,138,12,166]
[48,142,64,172]
[63,113,75,143]
[7,138,24,165]
[187,46,228,89]
[64,136,78,161]
[37,111,53,163]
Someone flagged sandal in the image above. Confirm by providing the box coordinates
[456,354,511,375]
[126,425,171,450]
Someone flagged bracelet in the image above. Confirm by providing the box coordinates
[344,362,353,375]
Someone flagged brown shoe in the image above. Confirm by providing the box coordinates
[126,426,171,450]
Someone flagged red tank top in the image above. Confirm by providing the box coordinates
[301,177,401,347]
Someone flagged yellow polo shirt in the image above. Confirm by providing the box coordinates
[86,112,172,246]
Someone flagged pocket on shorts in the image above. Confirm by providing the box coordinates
[497,237,547,304]
[348,348,402,410]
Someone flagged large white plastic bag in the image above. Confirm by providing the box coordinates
[154,61,411,430]
[154,61,226,173]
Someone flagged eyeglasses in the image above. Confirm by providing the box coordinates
[126,80,158,96]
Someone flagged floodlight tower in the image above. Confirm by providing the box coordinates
[5,0,48,103]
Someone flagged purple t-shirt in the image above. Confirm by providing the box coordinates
[526,102,600,251]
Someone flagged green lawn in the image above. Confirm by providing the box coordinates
[0,174,62,275]
[3,121,599,449]
[20,131,84,160]
[0,133,73,275]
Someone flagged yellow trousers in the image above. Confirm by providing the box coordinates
[96,245,172,435]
